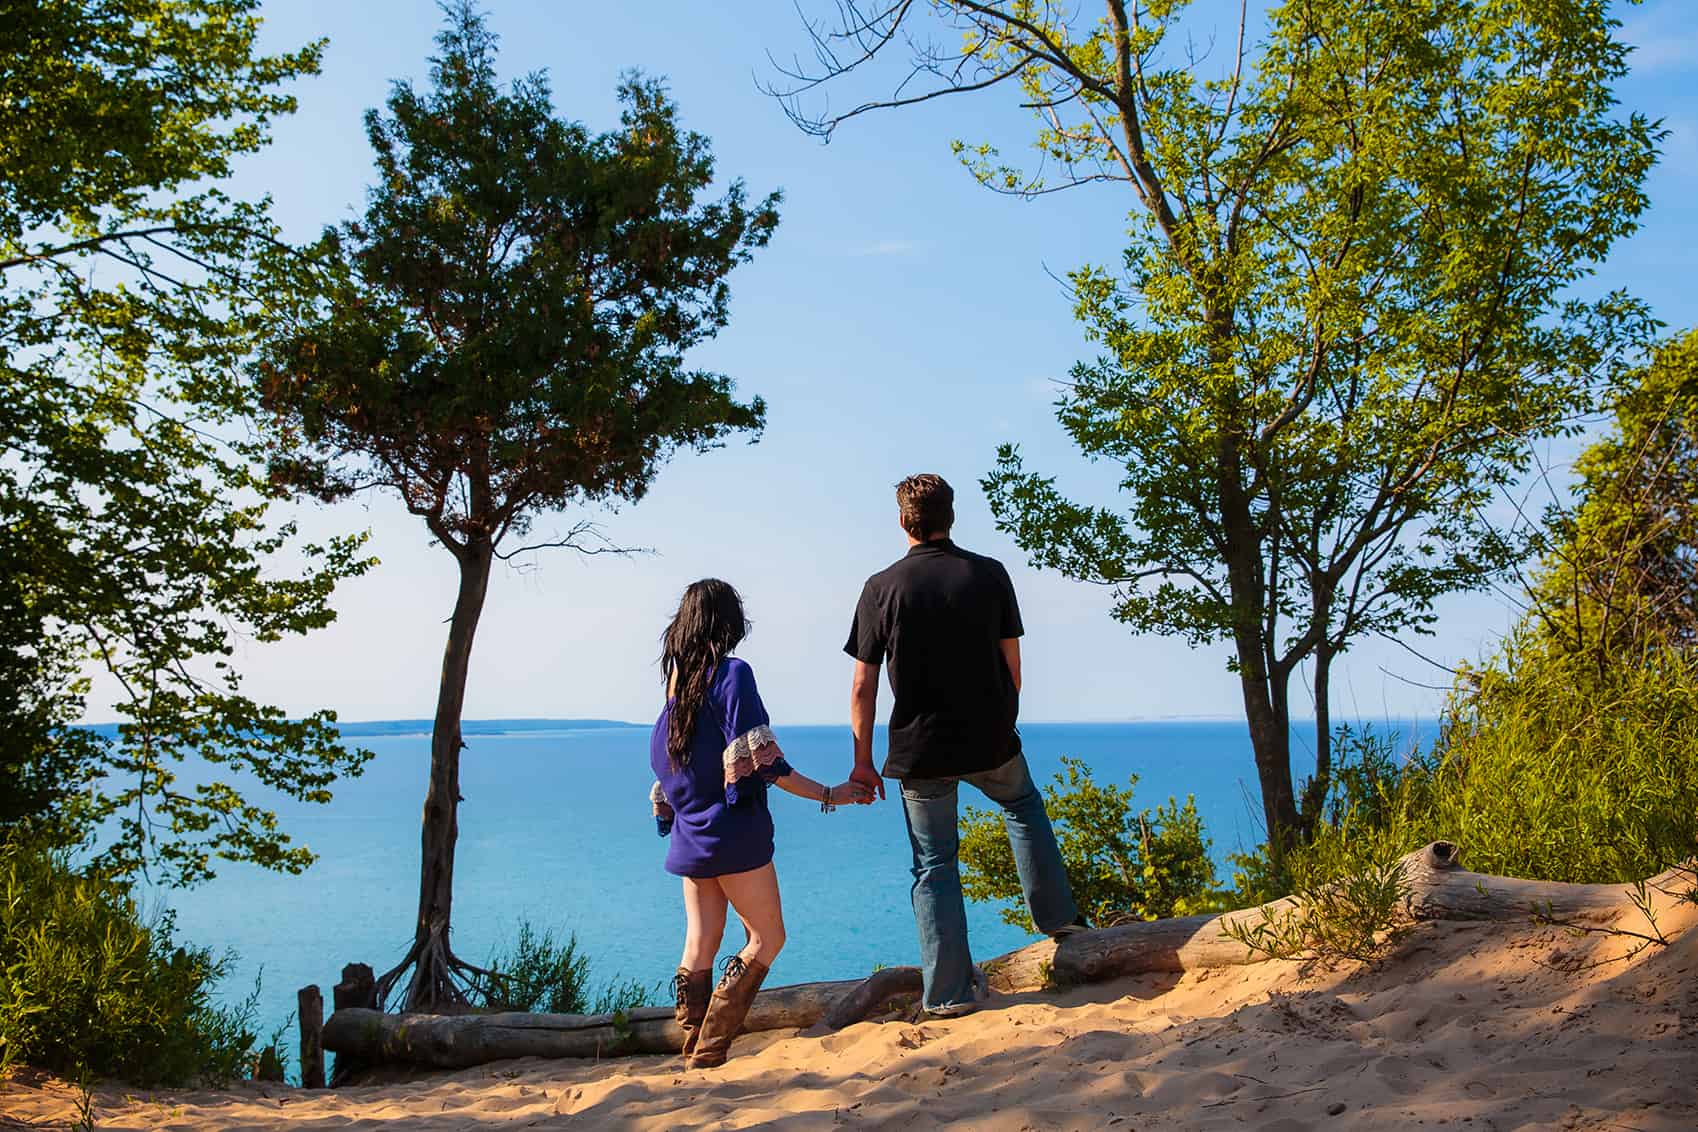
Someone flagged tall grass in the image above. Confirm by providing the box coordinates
[1281,634,1698,890]
[1418,639,1698,881]
[0,834,257,1086]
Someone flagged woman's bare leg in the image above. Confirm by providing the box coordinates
[681,876,728,971]
[716,862,786,968]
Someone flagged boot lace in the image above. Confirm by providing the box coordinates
[672,970,693,1009]
[716,954,748,992]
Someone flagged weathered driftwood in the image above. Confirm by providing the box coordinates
[995,840,1685,988]
[324,841,1684,1071]
[328,962,378,1086]
[821,965,924,1029]
[297,984,326,1089]
[324,976,896,1069]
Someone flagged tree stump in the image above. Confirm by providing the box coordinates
[297,984,325,1089]
[328,963,377,1086]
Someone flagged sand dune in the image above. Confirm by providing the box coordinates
[6,893,1695,1131]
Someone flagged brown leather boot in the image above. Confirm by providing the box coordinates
[672,967,712,1058]
[686,954,770,1069]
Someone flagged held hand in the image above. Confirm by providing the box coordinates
[848,762,885,803]
[831,779,875,806]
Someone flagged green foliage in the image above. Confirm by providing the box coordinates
[1238,638,1698,915]
[481,922,652,1016]
[1424,639,1698,884]
[1221,333,1698,956]
[0,0,320,241]
[257,4,780,541]
[788,0,1661,852]
[960,756,1225,931]
[249,1013,292,1084]
[1222,852,1411,965]
[254,2,778,1009]
[1,0,375,883]
[0,834,257,1086]
[0,573,100,836]
[1530,330,1698,669]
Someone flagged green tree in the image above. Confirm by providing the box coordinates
[960,756,1222,930]
[257,4,779,1010]
[1528,330,1698,670]
[776,0,1658,855]
[1,0,375,882]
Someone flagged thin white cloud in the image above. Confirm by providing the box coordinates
[1622,8,1698,73]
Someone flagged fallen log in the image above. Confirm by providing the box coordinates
[1000,840,1688,988]
[323,841,1689,1071]
[323,975,905,1069]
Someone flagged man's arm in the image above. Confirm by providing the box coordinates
[849,659,885,801]
[1000,637,1021,693]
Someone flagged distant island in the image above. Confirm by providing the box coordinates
[333,719,644,737]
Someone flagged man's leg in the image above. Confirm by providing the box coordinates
[898,775,978,1012]
[965,753,1081,935]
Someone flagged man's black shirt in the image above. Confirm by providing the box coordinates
[844,539,1023,780]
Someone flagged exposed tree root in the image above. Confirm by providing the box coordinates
[374,925,499,1013]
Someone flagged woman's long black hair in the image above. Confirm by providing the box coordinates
[661,579,749,766]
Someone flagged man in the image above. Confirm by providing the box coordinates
[845,473,1086,1017]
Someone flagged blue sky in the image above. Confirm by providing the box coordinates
[112,0,1697,728]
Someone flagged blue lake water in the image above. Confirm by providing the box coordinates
[138,718,1428,1058]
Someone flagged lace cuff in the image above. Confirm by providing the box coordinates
[650,780,674,837]
[722,725,792,805]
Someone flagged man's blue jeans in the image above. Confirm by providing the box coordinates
[899,752,1079,1012]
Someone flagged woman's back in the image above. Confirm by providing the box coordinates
[650,657,785,878]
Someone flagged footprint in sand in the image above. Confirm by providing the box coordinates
[1372,1054,1424,1096]
[895,1026,938,1050]
[1056,1029,1142,1064]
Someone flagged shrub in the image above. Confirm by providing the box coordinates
[1221,727,1421,961]
[482,921,651,1016]
[960,756,1227,932]
[1420,637,1698,883]
[1221,852,1412,965]
[1228,643,1698,962]
[0,834,256,1086]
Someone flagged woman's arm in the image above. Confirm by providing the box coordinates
[770,765,831,804]
[768,760,872,807]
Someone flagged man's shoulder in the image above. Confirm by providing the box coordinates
[864,544,1010,588]
[938,543,1012,588]
[860,556,911,592]
[950,543,1008,573]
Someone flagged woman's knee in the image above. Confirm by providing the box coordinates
[686,917,726,948]
[745,924,784,963]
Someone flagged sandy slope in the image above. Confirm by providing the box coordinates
[5,896,1695,1131]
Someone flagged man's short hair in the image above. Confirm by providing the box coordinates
[896,474,954,540]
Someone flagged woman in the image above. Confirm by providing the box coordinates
[649,579,869,1069]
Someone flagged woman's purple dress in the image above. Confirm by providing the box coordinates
[649,657,793,878]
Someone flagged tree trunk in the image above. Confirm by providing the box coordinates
[324,843,1694,1072]
[1237,655,1298,858]
[1213,394,1300,857]
[1301,641,1335,835]
[398,537,494,1011]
